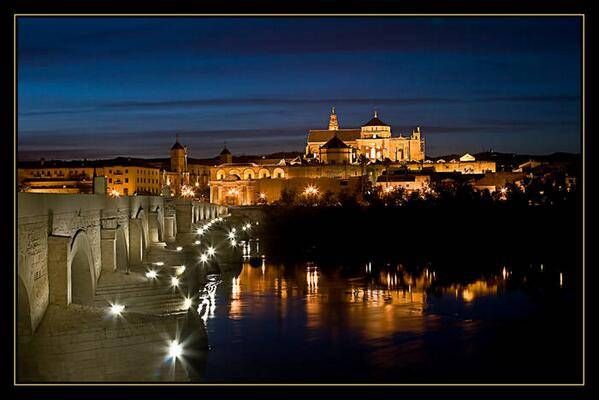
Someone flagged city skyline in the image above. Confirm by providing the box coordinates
[18,17,581,160]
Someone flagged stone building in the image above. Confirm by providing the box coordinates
[306,108,425,163]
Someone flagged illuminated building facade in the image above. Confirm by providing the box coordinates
[306,108,425,163]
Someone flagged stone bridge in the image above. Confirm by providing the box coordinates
[17,193,226,336]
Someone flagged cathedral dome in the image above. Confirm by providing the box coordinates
[362,113,390,127]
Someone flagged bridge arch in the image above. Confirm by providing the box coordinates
[69,230,95,305]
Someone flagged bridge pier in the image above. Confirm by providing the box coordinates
[164,216,176,241]
[148,211,161,243]
[129,218,144,267]
[100,228,117,272]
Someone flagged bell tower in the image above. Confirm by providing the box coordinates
[328,107,339,131]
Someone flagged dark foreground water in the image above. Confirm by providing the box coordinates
[193,260,580,383]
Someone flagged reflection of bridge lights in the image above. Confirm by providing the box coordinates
[168,340,183,359]
[183,297,193,310]
[145,270,158,279]
[502,267,508,280]
[560,272,563,288]
[462,289,474,302]
[207,246,216,256]
[171,276,180,287]
[109,303,125,316]
[199,254,208,263]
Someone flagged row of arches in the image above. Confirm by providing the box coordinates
[216,167,286,181]
[18,205,162,336]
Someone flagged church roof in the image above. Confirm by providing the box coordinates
[171,141,184,150]
[321,134,350,150]
[307,129,361,143]
[362,116,390,127]
[219,146,231,155]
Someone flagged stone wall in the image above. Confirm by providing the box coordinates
[17,193,168,333]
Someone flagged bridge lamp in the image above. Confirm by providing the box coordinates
[182,297,193,310]
[154,261,164,267]
[194,240,201,245]
[207,246,216,257]
[242,226,247,231]
[145,270,158,279]
[176,265,186,275]
[197,228,205,236]
[167,340,183,360]
[171,276,180,288]
[176,246,183,252]
[227,231,236,240]
[109,303,125,316]
[231,227,236,233]
[245,223,252,230]
[199,254,208,263]
[230,239,237,247]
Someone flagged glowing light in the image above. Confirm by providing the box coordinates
[109,303,125,316]
[502,267,508,280]
[197,228,205,236]
[183,297,193,310]
[109,188,121,198]
[176,265,186,275]
[199,253,208,263]
[230,239,237,247]
[462,289,475,302]
[168,340,183,359]
[171,276,180,287]
[176,246,183,251]
[242,226,247,231]
[145,270,158,279]
[228,231,236,239]
[259,192,267,200]
[540,264,544,271]
[231,227,237,233]
[559,272,564,288]
[154,261,164,266]
[207,246,216,256]
[181,185,195,198]
[303,184,319,196]
[384,186,394,194]
[194,240,201,245]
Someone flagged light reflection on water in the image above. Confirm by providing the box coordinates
[197,261,574,383]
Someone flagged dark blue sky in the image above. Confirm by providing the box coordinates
[18,17,581,160]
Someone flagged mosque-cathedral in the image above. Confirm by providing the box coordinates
[18,108,497,205]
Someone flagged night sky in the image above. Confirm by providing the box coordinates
[17,17,581,161]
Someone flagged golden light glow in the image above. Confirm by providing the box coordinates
[303,184,319,196]
[181,185,195,198]
[109,188,120,198]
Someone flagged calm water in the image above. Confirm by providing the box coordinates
[191,260,580,383]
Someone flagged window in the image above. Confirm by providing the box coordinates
[125,169,128,174]
[109,169,112,174]
[109,178,113,183]
[125,178,129,183]
[124,188,129,195]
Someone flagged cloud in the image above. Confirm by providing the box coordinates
[18,94,580,118]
